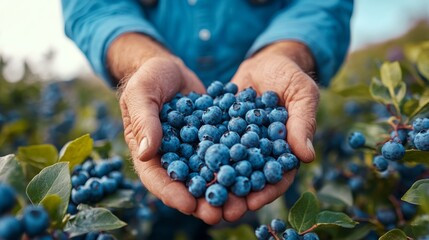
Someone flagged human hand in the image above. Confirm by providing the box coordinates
[226,41,320,217]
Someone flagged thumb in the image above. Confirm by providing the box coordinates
[120,58,183,161]
[284,73,320,163]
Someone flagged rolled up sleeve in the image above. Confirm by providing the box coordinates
[247,0,353,86]
[61,0,166,84]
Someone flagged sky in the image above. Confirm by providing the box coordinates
[0,0,428,82]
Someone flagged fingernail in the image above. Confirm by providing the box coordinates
[306,138,315,156]
[138,138,148,160]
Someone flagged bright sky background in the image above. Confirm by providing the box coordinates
[0,0,428,82]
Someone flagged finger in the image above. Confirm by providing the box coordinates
[283,73,320,163]
[246,169,297,211]
[178,64,206,94]
[133,156,197,215]
[121,58,183,161]
[222,194,247,222]
[193,198,223,225]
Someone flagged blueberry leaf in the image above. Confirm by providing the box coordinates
[315,211,357,229]
[26,162,71,222]
[401,179,429,211]
[64,207,126,237]
[379,229,408,240]
[96,190,135,209]
[417,48,429,80]
[409,89,429,119]
[401,150,429,164]
[380,61,402,90]
[288,192,320,234]
[40,194,62,228]
[59,134,93,170]
[369,77,391,105]
[318,183,353,207]
[17,144,58,169]
[208,224,256,240]
[0,154,25,195]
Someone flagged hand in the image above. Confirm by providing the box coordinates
[228,41,320,217]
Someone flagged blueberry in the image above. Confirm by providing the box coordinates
[71,186,91,204]
[413,118,425,132]
[176,97,194,115]
[200,166,215,182]
[217,123,228,135]
[186,172,199,186]
[202,106,223,125]
[228,117,247,135]
[137,207,153,220]
[390,129,408,145]
[161,135,181,153]
[0,184,17,215]
[100,176,118,195]
[230,143,248,162]
[192,109,204,119]
[228,102,249,118]
[86,232,100,240]
[0,216,23,240]
[250,171,266,191]
[97,233,116,240]
[167,160,189,182]
[246,124,261,137]
[195,94,214,111]
[224,82,238,94]
[248,148,265,169]
[261,91,279,108]
[93,161,112,178]
[237,87,257,102]
[217,165,237,187]
[160,103,173,122]
[167,110,185,128]
[348,176,364,192]
[219,93,236,111]
[82,160,95,172]
[255,97,265,108]
[260,126,269,138]
[196,140,214,158]
[408,130,416,148]
[264,160,283,184]
[381,141,405,161]
[282,228,300,240]
[235,160,252,177]
[205,184,228,207]
[267,122,287,141]
[108,171,124,186]
[85,178,105,202]
[187,91,201,102]
[180,125,199,143]
[277,153,299,172]
[222,111,231,122]
[400,201,417,220]
[110,156,123,171]
[415,130,429,151]
[245,109,267,126]
[207,81,224,97]
[184,115,201,128]
[188,154,204,172]
[198,124,221,142]
[220,131,241,148]
[255,225,270,240]
[303,232,320,240]
[204,144,230,171]
[161,152,180,169]
[188,175,207,198]
[270,219,286,233]
[22,206,50,237]
[259,138,273,156]
[372,155,389,172]
[272,139,291,157]
[348,131,366,149]
[161,123,178,137]
[268,107,288,123]
[67,203,78,215]
[376,208,397,225]
[231,176,251,196]
[179,143,194,159]
[241,131,260,148]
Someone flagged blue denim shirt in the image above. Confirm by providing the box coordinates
[61,0,353,87]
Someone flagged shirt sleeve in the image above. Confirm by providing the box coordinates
[247,0,353,87]
[61,0,166,85]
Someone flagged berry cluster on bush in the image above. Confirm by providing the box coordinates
[255,219,319,240]
[159,81,299,206]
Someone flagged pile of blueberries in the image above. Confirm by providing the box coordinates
[0,183,52,240]
[159,81,299,206]
[255,219,319,240]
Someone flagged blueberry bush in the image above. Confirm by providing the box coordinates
[1,24,429,239]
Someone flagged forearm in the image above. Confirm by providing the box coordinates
[107,33,172,86]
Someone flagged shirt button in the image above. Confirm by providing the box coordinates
[188,0,197,5]
[199,29,211,41]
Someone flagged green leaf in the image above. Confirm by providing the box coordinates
[417,48,429,80]
[59,134,93,170]
[0,154,25,194]
[402,179,429,207]
[209,225,256,240]
[40,194,62,227]
[334,224,374,240]
[407,215,429,237]
[369,78,391,105]
[26,162,71,221]
[17,144,58,169]
[409,89,429,119]
[395,82,407,105]
[65,208,126,237]
[318,183,353,207]
[288,192,319,234]
[379,229,408,240]
[402,98,419,117]
[332,85,372,99]
[402,150,429,164]
[256,196,288,225]
[96,190,135,209]
[380,61,402,89]
[315,211,357,229]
